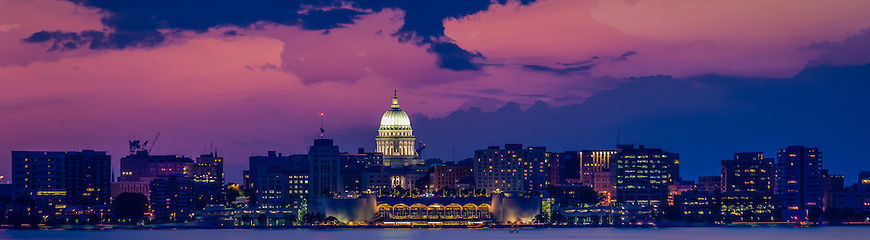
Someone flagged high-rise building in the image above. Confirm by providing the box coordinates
[309,139,341,198]
[11,150,110,215]
[473,144,549,194]
[611,144,680,208]
[579,150,618,204]
[720,152,776,222]
[775,146,824,222]
[149,175,194,222]
[248,151,309,209]
[64,151,111,207]
[375,91,423,168]
[191,153,225,206]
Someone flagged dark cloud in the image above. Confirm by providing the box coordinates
[804,28,870,67]
[26,0,537,71]
[525,51,637,75]
[522,64,595,75]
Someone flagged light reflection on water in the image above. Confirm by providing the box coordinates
[1,227,869,240]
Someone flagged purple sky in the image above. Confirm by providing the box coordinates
[2,0,870,183]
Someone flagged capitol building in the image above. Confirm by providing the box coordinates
[375,91,423,168]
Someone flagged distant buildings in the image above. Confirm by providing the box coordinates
[430,162,473,190]
[340,148,383,195]
[248,151,308,209]
[831,172,870,219]
[719,152,776,222]
[611,144,680,208]
[775,146,824,222]
[473,144,549,194]
[11,150,111,215]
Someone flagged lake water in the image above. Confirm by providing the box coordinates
[2,227,869,240]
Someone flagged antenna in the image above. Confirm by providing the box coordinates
[319,112,326,138]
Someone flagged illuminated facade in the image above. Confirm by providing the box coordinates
[580,150,618,205]
[375,91,422,168]
[612,144,680,207]
[474,144,549,193]
[720,152,776,222]
[11,150,110,215]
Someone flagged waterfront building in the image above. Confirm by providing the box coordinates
[316,193,541,225]
[375,91,423,168]
[676,190,720,223]
[611,144,680,208]
[579,149,618,204]
[473,144,549,194]
[11,150,110,215]
[830,172,870,221]
[309,139,342,199]
[775,146,824,222]
[150,175,195,221]
[248,151,309,209]
[720,152,776,222]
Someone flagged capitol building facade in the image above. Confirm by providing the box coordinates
[375,91,423,168]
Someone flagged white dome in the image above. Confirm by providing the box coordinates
[380,109,411,127]
[379,91,412,129]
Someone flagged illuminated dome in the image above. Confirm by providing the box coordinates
[379,91,412,129]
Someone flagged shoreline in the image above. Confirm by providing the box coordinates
[3,223,870,230]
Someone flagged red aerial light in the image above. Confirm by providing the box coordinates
[320,112,325,117]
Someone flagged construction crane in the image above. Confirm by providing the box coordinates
[147,132,160,152]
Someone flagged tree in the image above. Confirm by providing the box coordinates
[323,216,340,225]
[302,212,325,225]
[112,192,148,223]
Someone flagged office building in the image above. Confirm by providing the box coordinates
[11,150,110,215]
[150,175,195,221]
[191,153,225,206]
[473,144,549,194]
[775,146,824,222]
[611,144,680,207]
[248,151,309,209]
[720,152,776,222]
[309,139,342,198]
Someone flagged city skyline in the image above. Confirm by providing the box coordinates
[2,0,870,203]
